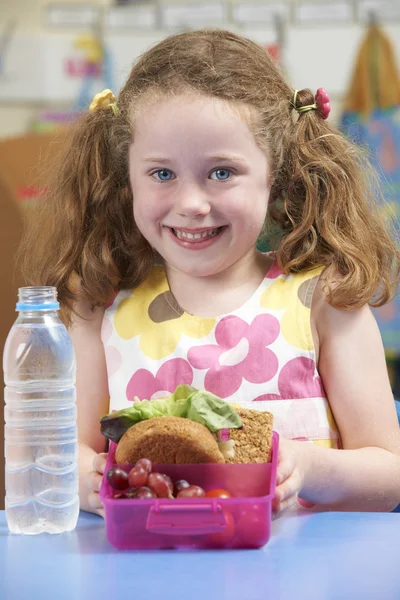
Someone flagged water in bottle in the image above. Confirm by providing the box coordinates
[3,286,79,534]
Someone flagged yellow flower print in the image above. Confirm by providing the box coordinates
[326,402,338,431]
[312,439,337,449]
[312,404,340,449]
[114,266,215,360]
[260,267,323,350]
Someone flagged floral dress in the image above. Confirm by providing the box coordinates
[102,256,339,452]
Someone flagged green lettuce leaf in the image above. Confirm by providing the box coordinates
[100,385,242,443]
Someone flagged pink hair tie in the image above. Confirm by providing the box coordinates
[292,88,331,120]
[315,88,331,120]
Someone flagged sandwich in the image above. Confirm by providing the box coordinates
[100,385,273,465]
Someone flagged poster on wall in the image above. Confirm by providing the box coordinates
[31,32,115,132]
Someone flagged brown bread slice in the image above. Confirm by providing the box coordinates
[225,407,274,464]
[115,416,225,465]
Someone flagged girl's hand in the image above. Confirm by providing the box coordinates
[272,439,307,518]
[84,452,108,518]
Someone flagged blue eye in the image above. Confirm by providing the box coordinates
[210,168,232,181]
[153,169,174,181]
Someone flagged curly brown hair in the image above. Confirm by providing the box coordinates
[18,28,400,324]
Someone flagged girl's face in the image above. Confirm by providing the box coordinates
[129,94,271,278]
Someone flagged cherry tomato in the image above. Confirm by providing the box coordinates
[205,488,233,499]
[207,511,235,547]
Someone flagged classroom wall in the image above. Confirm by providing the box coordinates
[0,0,399,137]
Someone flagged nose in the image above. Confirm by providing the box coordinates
[174,181,211,218]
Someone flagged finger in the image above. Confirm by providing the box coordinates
[276,458,295,485]
[85,470,103,493]
[273,493,298,518]
[88,490,104,510]
[273,478,300,516]
[275,469,302,504]
[93,452,108,474]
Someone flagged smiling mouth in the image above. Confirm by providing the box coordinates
[170,227,224,241]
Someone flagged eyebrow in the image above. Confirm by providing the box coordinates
[207,154,247,163]
[141,154,247,163]
[141,157,171,163]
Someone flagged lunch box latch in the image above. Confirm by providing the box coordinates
[146,501,228,535]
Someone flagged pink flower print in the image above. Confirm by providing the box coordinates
[102,316,113,344]
[104,346,122,378]
[126,358,193,401]
[266,261,284,279]
[278,357,325,399]
[105,291,119,310]
[254,393,282,400]
[188,314,279,398]
[253,357,325,401]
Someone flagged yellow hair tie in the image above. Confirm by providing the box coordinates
[89,89,119,116]
[292,89,316,114]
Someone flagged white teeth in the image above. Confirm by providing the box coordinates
[173,228,220,241]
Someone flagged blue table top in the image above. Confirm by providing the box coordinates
[1,510,399,600]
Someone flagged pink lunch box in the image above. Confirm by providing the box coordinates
[100,431,279,550]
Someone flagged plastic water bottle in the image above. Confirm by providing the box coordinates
[3,286,79,534]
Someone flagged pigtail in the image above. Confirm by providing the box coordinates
[18,108,153,325]
[268,88,400,309]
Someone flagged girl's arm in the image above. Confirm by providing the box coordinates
[69,299,110,516]
[297,287,400,511]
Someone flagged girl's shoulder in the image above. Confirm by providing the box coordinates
[70,297,106,333]
[310,266,378,358]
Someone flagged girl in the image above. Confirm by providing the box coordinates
[19,29,400,517]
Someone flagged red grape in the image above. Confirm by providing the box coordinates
[128,466,148,488]
[135,486,157,499]
[177,485,205,498]
[174,479,190,496]
[106,467,129,490]
[163,473,173,490]
[135,458,152,473]
[148,472,174,498]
